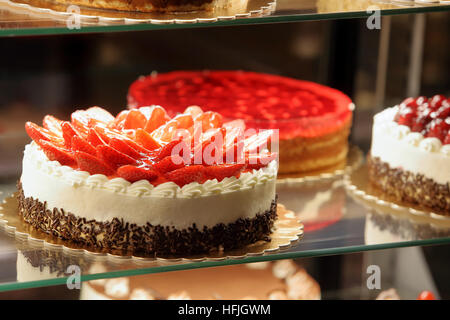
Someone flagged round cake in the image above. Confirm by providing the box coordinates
[18,105,278,255]
[127,70,353,175]
[368,95,450,215]
[80,260,321,300]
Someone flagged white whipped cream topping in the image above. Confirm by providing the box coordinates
[20,142,277,229]
[371,106,450,185]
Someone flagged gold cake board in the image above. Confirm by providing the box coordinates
[0,194,303,263]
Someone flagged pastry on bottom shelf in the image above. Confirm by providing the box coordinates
[18,105,278,256]
[128,70,353,175]
[80,260,321,300]
[367,95,450,216]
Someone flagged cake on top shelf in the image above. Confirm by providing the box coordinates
[128,70,353,175]
[18,105,278,255]
[368,95,450,215]
[41,0,247,13]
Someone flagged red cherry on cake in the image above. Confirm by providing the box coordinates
[444,131,450,145]
[425,118,450,141]
[429,94,446,109]
[396,107,416,127]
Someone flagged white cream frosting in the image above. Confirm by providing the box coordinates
[371,106,450,185]
[20,142,277,229]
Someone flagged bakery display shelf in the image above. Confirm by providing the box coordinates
[1,0,450,37]
[1,177,450,292]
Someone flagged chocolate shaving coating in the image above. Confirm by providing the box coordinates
[17,182,277,255]
[367,155,450,215]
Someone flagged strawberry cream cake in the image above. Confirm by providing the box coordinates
[18,106,278,255]
[368,95,450,215]
[128,71,353,175]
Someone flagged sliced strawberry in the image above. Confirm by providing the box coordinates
[71,135,97,156]
[37,140,76,166]
[109,138,141,159]
[123,109,147,130]
[70,110,89,136]
[61,122,81,148]
[183,106,203,119]
[42,115,63,136]
[25,122,60,143]
[75,151,114,176]
[196,111,223,131]
[93,125,112,144]
[154,138,186,161]
[144,106,169,133]
[87,128,106,147]
[153,155,185,173]
[135,128,161,151]
[425,118,450,141]
[245,153,277,169]
[109,110,129,130]
[164,165,207,187]
[117,165,158,183]
[96,145,137,168]
[204,163,244,181]
[86,106,114,124]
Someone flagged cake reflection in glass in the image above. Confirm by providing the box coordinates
[367,95,450,215]
[18,105,278,255]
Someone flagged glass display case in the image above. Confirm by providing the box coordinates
[0,0,449,300]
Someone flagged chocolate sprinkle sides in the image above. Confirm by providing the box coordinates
[17,182,277,256]
[367,155,450,215]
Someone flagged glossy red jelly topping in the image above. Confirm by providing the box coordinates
[128,71,353,140]
[25,106,276,187]
[395,95,450,144]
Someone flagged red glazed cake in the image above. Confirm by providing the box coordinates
[128,70,353,175]
[18,106,278,255]
[368,95,450,215]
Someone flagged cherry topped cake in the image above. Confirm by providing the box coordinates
[18,106,278,255]
[128,70,353,175]
[368,95,450,215]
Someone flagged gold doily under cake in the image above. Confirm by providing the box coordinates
[344,163,450,221]
[0,194,303,262]
[277,145,363,186]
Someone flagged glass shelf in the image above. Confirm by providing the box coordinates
[0,0,450,37]
[1,172,450,292]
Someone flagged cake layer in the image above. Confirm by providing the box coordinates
[371,106,450,185]
[278,118,351,174]
[367,156,450,215]
[21,142,277,230]
[17,182,277,255]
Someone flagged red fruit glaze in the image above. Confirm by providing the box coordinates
[25,106,277,186]
[395,95,449,144]
[127,71,353,140]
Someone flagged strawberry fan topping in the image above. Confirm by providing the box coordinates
[25,106,277,187]
[394,95,450,144]
[128,71,353,139]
